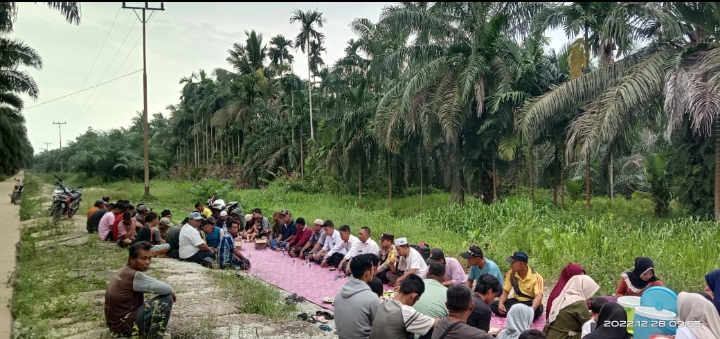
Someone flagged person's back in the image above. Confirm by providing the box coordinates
[430,284,493,339]
[105,265,143,334]
[166,226,181,258]
[414,264,450,320]
[370,275,435,339]
[335,254,382,339]
[178,224,200,259]
[87,208,106,233]
[370,299,416,339]
[431,317,492,339]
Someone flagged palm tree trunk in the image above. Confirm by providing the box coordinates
[420,153,424,205]
[609,154,614,199]
[529,147,535,200]
[404,156,410,194]
[492,153,498,202]
[307,42,314,140]
[291,89,295,145]
[715,119,720,220]
[300,126,304,178]
[560,163,565,209]
[388,154,393,204]
[358,171,362,200]
[585,150,591,210]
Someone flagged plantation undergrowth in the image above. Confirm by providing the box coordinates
[61,176,718,296]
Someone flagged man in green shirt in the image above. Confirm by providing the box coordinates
[412,263,448,339]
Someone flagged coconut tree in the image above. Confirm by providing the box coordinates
[0,2,80,33]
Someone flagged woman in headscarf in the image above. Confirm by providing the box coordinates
[546,263,585,321]
[676,292,720,339]
[496,304,534,339]
[705,269,720,315]
[544,275,599,339]
[583,303,631,339]
[614,257,663,297]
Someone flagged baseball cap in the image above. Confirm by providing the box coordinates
[280,209,291,216]
[426,249,445,265]
[394,237,408,246]
[137,205,149,212]
[313,219,324,225]
[505,251,529,264]
[188,211,204,220]
[159,217,173,226]
[381,232,395,242]
[461,245,484,259]
[220,211,228,217]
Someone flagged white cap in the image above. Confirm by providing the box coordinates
[314,219,324,225]
[220,211,228,217]
[244,214,253,222]
[394,237,408,246]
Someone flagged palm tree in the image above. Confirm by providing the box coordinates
[290,9,327,140]
[0,2,81,33]
[268,35,294,66]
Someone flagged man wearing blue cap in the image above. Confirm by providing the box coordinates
[490,251,544,321]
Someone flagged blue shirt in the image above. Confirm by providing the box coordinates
[205,226,222,248]
[281,220,297,240]
[468,258,505,287]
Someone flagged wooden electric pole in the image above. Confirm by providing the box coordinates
[43,142,52,152]
[122,2,164,199]
[52,121,66,172]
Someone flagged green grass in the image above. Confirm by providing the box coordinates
[87,178,719,296]
[209,270,296,318]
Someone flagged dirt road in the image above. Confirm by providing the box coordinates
[0,172,23,339]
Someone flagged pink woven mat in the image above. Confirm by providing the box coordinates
[242,243,546,330]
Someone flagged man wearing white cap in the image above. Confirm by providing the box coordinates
[216,210,230,231]
[386,237,428,286]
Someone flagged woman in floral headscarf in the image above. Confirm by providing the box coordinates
[614,257,664,297]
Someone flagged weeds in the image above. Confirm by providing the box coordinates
[209,270,296,319]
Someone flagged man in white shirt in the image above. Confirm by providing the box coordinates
[178,212,216,266]
[386,237,428,286]
[312,220,346,267]
[342,226,380,275]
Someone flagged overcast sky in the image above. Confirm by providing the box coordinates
[14,2,568,152]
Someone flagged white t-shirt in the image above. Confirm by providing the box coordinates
[675,327,698,339]
[346,237,380,259]
[178,224,204,259]
[581,319,594,338]
[323,230,346,257]
[398,247,428,278]
[397,300,434,335]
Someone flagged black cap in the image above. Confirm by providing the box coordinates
[460,245,484,259]
[426,248,445,265]
[380,232,394,241]
[505,251,529,264]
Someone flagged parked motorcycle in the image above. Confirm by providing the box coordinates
[50,175,83,220]
[206,191,243,217]
[9,178,24,205]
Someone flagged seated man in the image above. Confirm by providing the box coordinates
[218,220,251,270]
[375,232,396,281]
[341,226,379,275]
[166,217,184,259]
[334,254,382,339]
[293,219,325,259]
[413,263,449,339]
[135,212,170,253]
[433,285,494,339]
[462,245,504,288]
[384,237,428,286]
[286,218,313,254]
[104,241,175,338]
[369,274,437,339]
[313,220,345,267]
[491,251,544,321]
[426,248,468,286]
[117,212,140,248]
[468,274,503,332]
[98,203,122,241]
[336,225,361,272]
[178,212,216,266]
[87,200,107,233]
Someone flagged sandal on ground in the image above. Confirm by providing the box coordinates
[322,297,334,304]
[318,324,332,331]
[297,313,308,321]
[316,311,335,320]
[313,315,327,324]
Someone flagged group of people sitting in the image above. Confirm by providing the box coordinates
[94,198,720,339]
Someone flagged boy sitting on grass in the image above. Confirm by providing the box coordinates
[581,297,609,338]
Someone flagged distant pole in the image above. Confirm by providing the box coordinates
[43,142,52,152]
[122,2,164,199]
[52,121,66,172]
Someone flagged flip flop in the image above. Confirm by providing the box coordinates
[311,315,325,324]
[322,297,334,304]
[316,311,334,320]
[318,324,332,332]
[297,313,308,321]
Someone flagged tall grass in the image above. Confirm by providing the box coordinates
[78,179,719,296]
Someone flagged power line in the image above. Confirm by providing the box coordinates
[61,7,122,119]
[67,17,138,121]
[24,69,144,110]
[69,11,157,122]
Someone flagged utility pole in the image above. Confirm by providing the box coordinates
[43,142,52,152]
[52,121,66,172]
[122,2,164,199]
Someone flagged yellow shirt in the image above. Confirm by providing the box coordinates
[202,208,212,218]
[502,267,543,302]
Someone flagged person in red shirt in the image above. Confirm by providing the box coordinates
[287,218,313,255]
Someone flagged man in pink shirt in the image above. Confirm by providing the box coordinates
[98,204,122,241]
[287,218,313,255]
[426,248,468,286]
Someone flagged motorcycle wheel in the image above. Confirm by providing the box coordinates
[50,204,62,220]
[10,193,17,205]
[68,209,76,218]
